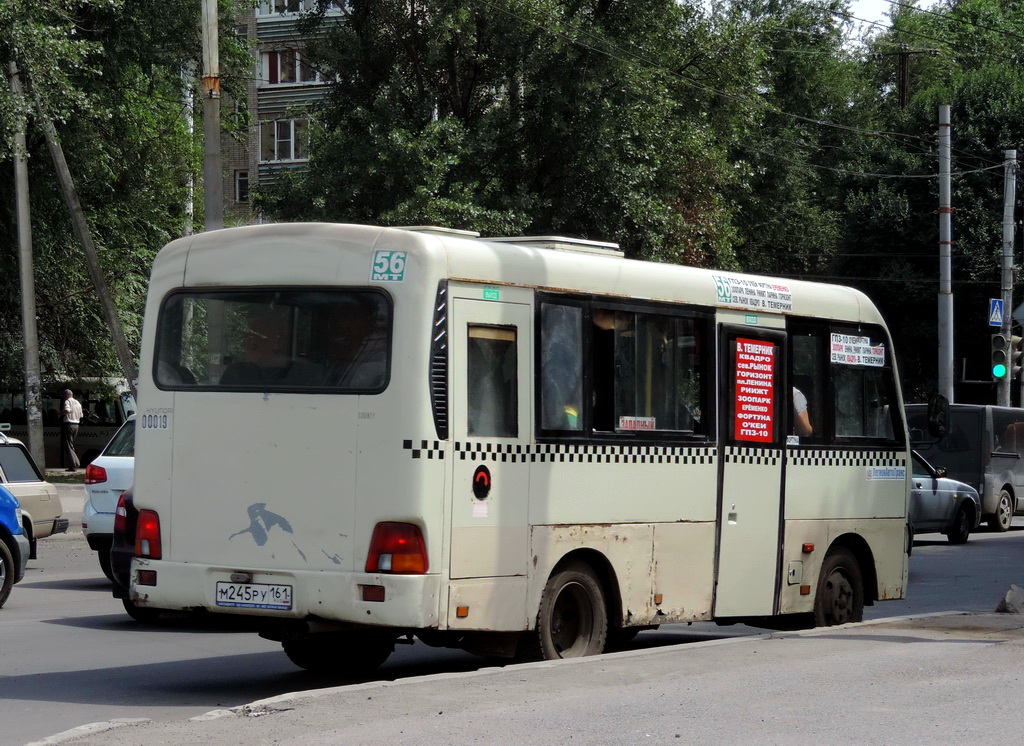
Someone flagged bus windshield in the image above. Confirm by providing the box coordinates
[154,289,391,393]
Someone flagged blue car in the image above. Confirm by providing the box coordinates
[0,484,30,608]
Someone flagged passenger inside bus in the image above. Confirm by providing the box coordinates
[792,385,813,437]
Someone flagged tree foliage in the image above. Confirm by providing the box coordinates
[0,0,251,387]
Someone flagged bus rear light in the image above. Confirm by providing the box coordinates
[360,584,386,602]
[365,522,428,574]
[136,510,162,559]
[802,543,815,553]
[84,464,107,484]
[800,585,811,595]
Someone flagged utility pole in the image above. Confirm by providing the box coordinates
[30,79,139,399]
[876,45,938,109]
[998,151,1017,406]
[8,62,45,468]
[202,0,223,231]
[938,105,954,402]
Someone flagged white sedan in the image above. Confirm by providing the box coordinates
[83,415,135,580]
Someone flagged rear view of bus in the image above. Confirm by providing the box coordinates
[131,224,446,673]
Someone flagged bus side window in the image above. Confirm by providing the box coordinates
[467,326,518,438]
[540,303,583,431]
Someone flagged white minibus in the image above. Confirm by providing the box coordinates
[129,223,910,673]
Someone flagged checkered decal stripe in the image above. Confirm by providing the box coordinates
[788,450,906,468]
[402,440,445,460]
[403,440,717,464]
[724,446,781,466]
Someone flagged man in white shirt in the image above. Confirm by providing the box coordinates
[61,389,83,471]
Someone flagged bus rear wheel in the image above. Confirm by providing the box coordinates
[282,631,396,676]
[535,562,608,660]
[813,547,864,627]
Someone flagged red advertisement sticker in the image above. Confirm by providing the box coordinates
[734,338,775,443]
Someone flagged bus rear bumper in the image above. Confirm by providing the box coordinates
[128,559,441,629]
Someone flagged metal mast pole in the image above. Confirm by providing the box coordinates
[202,0,223,231]
[999,150,1016,406]
[938,105,954,402]
[8,61,45,468]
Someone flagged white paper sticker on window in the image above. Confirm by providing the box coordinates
[713,275,793,313]
[619,416,656,431]
[831,333,885,367]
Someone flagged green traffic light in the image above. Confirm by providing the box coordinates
[994,363,1008,378]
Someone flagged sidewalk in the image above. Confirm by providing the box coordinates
[36,612,1024,746]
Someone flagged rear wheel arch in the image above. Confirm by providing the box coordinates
[826,533,877,604]
[543,548,620,630]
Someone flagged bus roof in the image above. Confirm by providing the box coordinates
[154,222,882,326]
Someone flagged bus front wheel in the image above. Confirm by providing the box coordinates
[535,562,608,659]
[813,547,864,627]
[282,631,395,676]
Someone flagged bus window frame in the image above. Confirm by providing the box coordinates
[535,293,716,445]
[787,318,904,449]
[152,286,395,395]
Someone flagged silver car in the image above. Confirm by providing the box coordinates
[910,450,981,545]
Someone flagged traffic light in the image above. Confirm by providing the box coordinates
[1013,335,1024,381]
[992,333,1010,379]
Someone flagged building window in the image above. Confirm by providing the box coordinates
[235,170,249,203]
[263,49,322,86]
[259,118,308,162]
[256,0,345,16]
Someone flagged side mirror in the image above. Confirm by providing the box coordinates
[934,466,947,478]
[927,392,949,438]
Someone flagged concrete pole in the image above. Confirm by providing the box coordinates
[938,105,954,402]
[202,0,223,231]
[8,61,45,468]
[999,150,1016,407]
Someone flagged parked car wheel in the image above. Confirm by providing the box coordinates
[98,551,114,582]
[0,539,13,608]
[987,489,1014,532]
[945,504,973,544]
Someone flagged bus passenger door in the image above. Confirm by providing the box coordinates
[714,328,786,618]
[449,297,532,579]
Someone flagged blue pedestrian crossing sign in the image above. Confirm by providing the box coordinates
[990,299,1005,327]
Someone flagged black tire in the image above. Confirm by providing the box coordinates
[946,504,972,545]
[987,490,1013,532]
[907,521,914,557]
[535,561,608,660]
[98,551,114,582]
[0,540,14,609]
[813,547,864,627]
[24,521,36,561]
[122,597,162,623]
[282,631,396,675]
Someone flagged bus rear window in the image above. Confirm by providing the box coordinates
[154,289,391,393]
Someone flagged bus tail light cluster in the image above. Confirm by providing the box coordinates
[365,522,428,574]
[136,510,162,559]
[84,464,107,484]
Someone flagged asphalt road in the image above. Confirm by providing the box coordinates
[3,487,1022,745]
